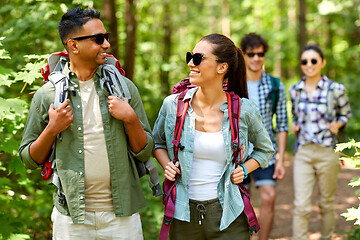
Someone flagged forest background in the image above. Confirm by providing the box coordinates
[0,0,359,239]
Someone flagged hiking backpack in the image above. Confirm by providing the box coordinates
[159,80,260,240]
[40,51,162,203]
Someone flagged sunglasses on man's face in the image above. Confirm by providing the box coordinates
[186,52,217,66]
[245,52,265,58]
[300,58,318,65]
[72,32,110,45]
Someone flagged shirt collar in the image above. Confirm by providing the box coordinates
[297,75,328,91]
[62,62,101,83]
[182,87,229,113]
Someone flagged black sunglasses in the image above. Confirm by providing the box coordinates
[72,32,110,45]
[300,58,318,65]
[186,52,217,66]
[245,52,265,58]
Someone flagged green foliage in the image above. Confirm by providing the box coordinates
[0,37,53,239]
[1,0,360,238]
[346,227,360,240]
[335,139,360,226]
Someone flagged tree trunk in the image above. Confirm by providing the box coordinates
[124,0,137,80]
[298,0,306,55]
[160,0,171,95]
[221,0,230,37]
[273,0,283,78]
[102,0,119,59]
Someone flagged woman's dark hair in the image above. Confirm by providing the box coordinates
[58,7,101,45]
[301,44,325,60]
[240,33,269,53]
[201,34,248,99]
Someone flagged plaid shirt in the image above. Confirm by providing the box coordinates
[289,75,351,148]
[250,72,288,167]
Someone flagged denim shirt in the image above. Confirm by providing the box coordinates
[153,87,274,230]
[19,65,154,224]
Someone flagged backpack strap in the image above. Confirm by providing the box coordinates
[100,64,131,100]
[172,91,189,161]
[326,80,335,123]
[159,91,189,240]
[226,91,260,234]
[226,92,241,162]
[267,75,280,114]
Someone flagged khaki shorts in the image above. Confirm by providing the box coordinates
[51,207,143,240]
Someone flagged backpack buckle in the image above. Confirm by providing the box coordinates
[58,192,66,206]
[231,140,239,151]
[163,216,173,226]
[172,139,185,151]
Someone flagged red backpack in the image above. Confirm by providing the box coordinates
[159,80,260,239]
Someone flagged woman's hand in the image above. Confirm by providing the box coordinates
[327,121,343,135]
[230,165,245,184]
[290,123,300,135]
[164,161,181,181]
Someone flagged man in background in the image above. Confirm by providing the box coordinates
[240,33,288,240]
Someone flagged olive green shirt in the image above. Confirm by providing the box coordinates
[19,66,154,224]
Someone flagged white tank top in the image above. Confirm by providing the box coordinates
[189,130,227,201]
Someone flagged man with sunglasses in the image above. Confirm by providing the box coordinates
[19,7,153,239]
[240,33,288,240]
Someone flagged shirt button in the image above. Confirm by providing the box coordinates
[77,105,81,108]
[79,172,83,176]
[79,150,82,153]
[78,127,81,131]
[80,196,84,200]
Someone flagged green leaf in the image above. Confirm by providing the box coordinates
[350,177,360,188]
[0,97,28,120]
[0,49,11,59]
[342,206,360,224]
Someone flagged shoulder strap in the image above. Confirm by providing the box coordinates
[293,86,301,124]
[226,92,242,164]
[172,91,189,162]
[326,80,335,123]
[269,75,280,114]
[100,64,131,100]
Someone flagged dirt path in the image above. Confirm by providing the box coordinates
[250,153,359,240]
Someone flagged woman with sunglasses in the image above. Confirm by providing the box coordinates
[153,33,274,239]
[289,45,351,240]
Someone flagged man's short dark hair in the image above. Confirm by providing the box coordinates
[240,33,269,53]
[58,7,101,45]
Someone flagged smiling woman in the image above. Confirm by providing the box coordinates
[153,33,274,240]
[289,44,352,240]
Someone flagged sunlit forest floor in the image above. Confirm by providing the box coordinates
[250,153,358,240]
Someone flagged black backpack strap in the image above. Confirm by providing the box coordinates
[267,75,280,114]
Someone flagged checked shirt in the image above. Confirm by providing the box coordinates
[251,71,288,168]
[289,75,351,149]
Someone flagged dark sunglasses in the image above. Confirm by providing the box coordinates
[300,58,318,65]
[72,32,110,45]
[186,52,217,66]
[245,52,265,58]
